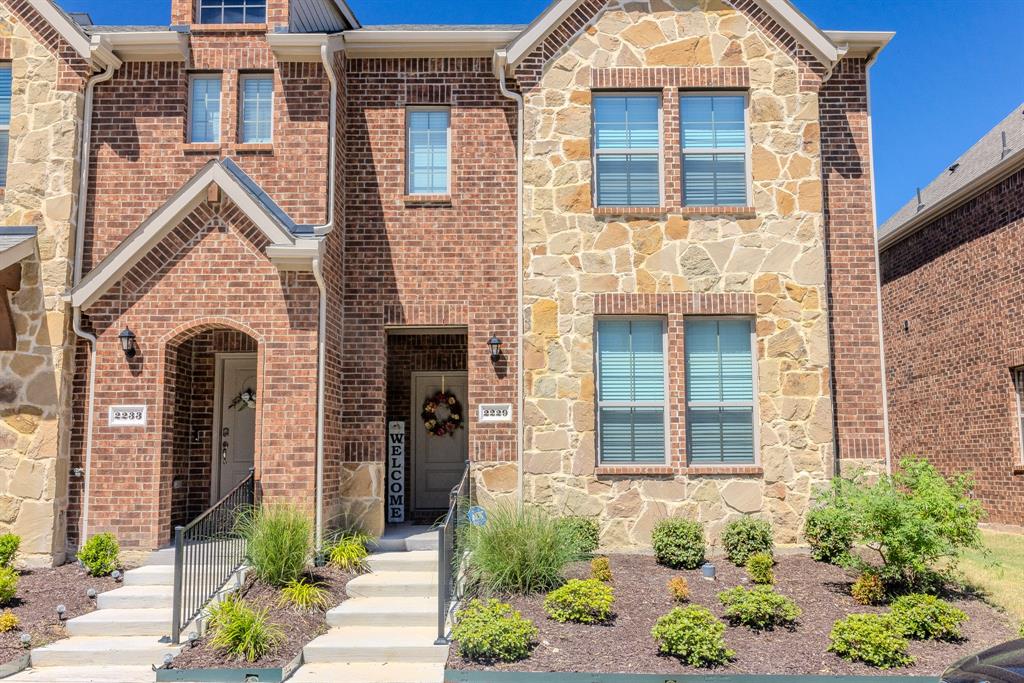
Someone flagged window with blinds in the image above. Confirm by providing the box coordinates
[189,74,222,144]
[685,318,757,464]
[0,64,10,187]
[681,94,748,207]
[1014,368,1024,463]
[240,75,273,144]
[407,108,450,195]
[593,94,661,207]
[596,319,667,464]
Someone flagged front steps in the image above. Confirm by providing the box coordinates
[8,548,184,682]
[290,525,449,683]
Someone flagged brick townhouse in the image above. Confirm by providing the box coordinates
[879,104,1024,528]
[0,0,894,558]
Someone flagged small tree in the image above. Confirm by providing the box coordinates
[813,457,984,589]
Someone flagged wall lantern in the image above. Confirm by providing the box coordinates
[118,327,137,359]
[488,335,502,362]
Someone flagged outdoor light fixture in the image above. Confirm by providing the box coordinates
[111,569,122,582]
[488,335,503,361]
[187,632,199,648]
[56,604,66,620]
[118,327,137,359]
[19,633,30,648]
[86,588,96,599]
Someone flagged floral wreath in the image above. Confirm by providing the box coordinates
[229,388,256,411]
[421,391,463,437]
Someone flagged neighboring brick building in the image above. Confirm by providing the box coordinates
[0,0,893,558]
[879,104,1024,528]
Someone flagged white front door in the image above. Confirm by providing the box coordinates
[215,354,257,501]
[411,372,468,511]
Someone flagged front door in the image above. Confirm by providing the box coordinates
[215,354,257,501]
[411,371,468,512]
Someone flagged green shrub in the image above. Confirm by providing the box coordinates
[237,504,312,587]
[890,593,968,641]
[462,503,577,594]
[851,572,886,606]
[325,528,372,573]
[77,533,120,577]
[651,518,705,570]
[804,506,854,564]
[745,552,775,585]
[668,576,690,603]
[0,535,20,568]
[557,516,599,556]
[0,611,18,632]
[451,599,537,663]
[721,517,774,566]
[829,613,914,669]
[0,568,16,606]
[718,586,800,631]
[543,579,614,624]
[590,556,612,582]
[651,606,734,668]
[207,595,284,662]
[810,457,984,589]
[280,578,330,611]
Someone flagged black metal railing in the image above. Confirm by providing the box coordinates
[435,462,470,645]
[171,469,255,643]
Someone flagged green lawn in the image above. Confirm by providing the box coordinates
[959,529,1024,627]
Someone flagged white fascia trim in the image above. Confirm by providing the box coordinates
[99,30,189,62]
[345,29,520,58]
[331,0,360,29]
[71,161,298,309]
[824,31,895,59]
[267,239,323,271]
[0,238,37,272]
[505,0,583,68]
[25,0,92,60]
[267,33,342,62]
[878,147,1024,252]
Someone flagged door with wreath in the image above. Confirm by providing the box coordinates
[411,371,468,512]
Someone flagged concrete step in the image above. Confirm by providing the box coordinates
[6,666,155,682]
[327,597,436,627]
[122,565,174,586]
[302,626,448,664]
[373,526,439,553]
[30,636,180,667]
[346,572,437,599]
[144,547,177,566]
[289,661,445,683]
[96,584,173,609]
[366,550,437,573]
[65,608,170,637]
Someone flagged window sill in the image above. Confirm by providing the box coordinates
[182,142,221,154]
[402,194,452,205]
[1013,465,1024,476]
[190,23,268,33]
[236,143,274,153]
[594,206,669,217]
[678,206,756,218]
[685,465,763,476]
[594,464,764,477]
[595,465,675,476]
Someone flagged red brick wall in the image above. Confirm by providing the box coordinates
[69,199,318,549]
[340,57,519,481]
[880,168,1024,525]
[819,57,889,466]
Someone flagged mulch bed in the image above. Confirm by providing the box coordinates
[0,564,119,667]
[171,565,352,671]
[448,553,1018,677]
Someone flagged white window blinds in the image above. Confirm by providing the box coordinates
[593,95,661,207]
[681,94,748,207]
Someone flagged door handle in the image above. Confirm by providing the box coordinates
[221,427,230,463]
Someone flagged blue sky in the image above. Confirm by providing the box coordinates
[68,0,1024,225]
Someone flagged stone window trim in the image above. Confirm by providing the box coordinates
[591,293,761,476]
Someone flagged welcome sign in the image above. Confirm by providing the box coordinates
[387,421,406,523]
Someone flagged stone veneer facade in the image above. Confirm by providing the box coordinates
[0,2,87,566]
[488,0,886,549]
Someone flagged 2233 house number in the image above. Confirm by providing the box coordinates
[109,405,147,427]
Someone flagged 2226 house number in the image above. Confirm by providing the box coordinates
[109,405,147,427]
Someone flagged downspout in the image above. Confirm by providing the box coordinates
[70,60,117,545]
[495,52,525,505]
[312,38,339,549]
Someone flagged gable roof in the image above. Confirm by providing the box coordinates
[879,103,1024,251]
[25,0,120,67]
[504,0,841,69]
[70,159,322,309]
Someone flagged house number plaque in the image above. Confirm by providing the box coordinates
[108,405,147,427]
[387,421,405,524]
[478,403,512,422]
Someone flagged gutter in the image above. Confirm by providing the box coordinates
[344,29,518,58]
[494,51,526,505]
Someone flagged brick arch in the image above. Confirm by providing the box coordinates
[160,317,266,348]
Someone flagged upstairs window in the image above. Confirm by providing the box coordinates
[596,319,667,464]
[240,74,273,144]
[0,63,10,187]
[685,318,757,465]
[593,94,661,207]
[189,74,222,144]
[407,108,450,195]
[198,0,266,24]
[681,94,749,207]
[1014,368,1024,463]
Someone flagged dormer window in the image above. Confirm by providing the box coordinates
[198,0,266,24]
